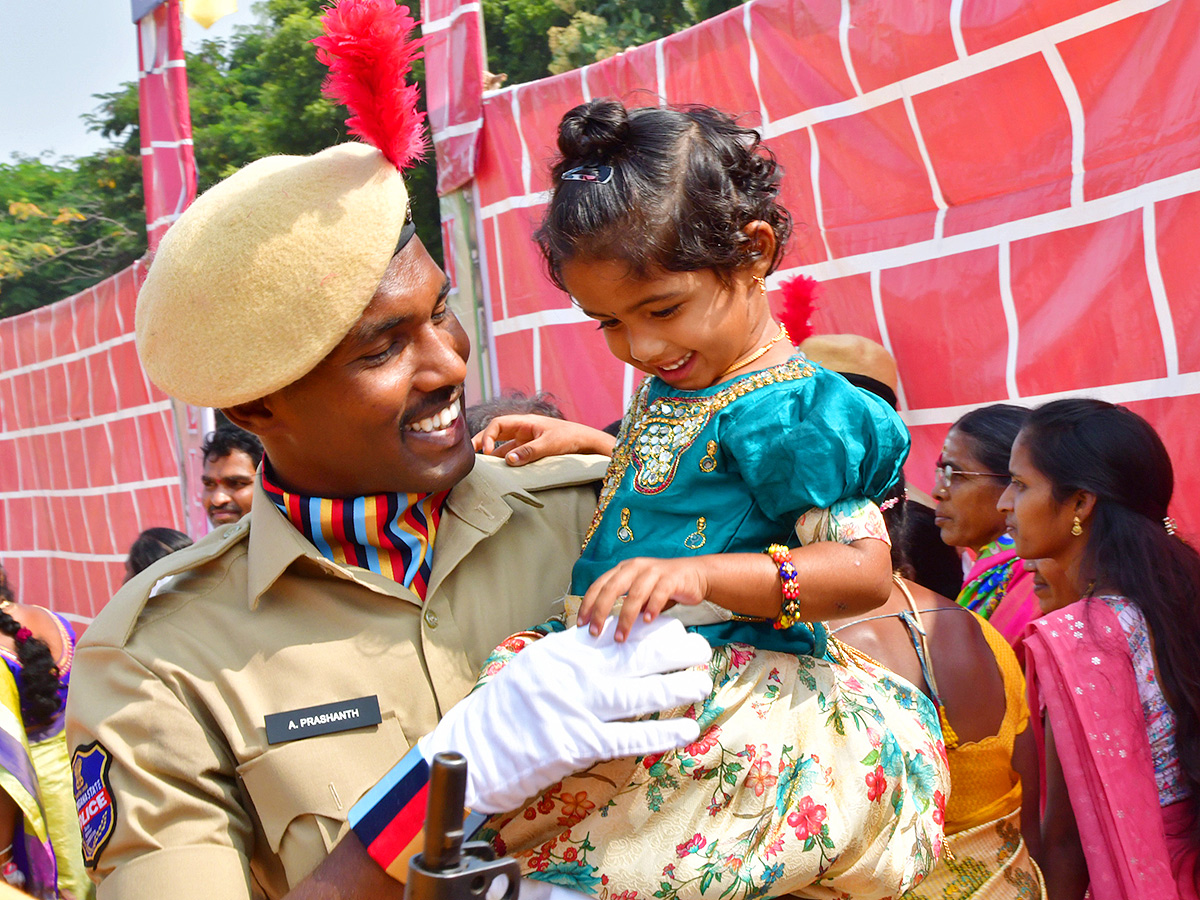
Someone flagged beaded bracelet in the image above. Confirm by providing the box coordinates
[765,543,802,629]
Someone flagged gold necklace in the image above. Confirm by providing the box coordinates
[720,324,789,377]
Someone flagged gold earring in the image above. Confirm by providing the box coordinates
[752,275,766,296]
[1071,515,1083,536]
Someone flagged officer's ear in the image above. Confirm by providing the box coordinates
[223,399,273,437]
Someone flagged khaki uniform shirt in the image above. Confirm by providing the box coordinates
[66,455,606,900]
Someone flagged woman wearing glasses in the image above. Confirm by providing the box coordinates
[933,405,1038,645]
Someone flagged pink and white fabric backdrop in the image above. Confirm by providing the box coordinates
[138,0,197,251]
[439,0,1200,529]
[0,0,200,624]
[0,267,184,626]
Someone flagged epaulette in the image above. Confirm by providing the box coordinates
[81,516,253,649]
[474,453,608,495]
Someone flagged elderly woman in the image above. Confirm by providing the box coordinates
[1001,399,1199,898]
[933,405,1037,645]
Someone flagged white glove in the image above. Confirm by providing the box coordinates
[420,617,712,813]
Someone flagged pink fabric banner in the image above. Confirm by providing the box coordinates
[423,0,485,195]
[138,0,197,251]
[0,266,184,627]
[440,0,1200,531]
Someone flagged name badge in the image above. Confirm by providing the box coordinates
[265,695,382,745]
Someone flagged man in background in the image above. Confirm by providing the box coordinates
[200,423,262,526]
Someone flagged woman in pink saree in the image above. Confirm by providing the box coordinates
[999,399,1199,899]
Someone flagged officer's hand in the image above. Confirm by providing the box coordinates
[419,617,712,813]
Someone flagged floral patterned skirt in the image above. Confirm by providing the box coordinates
[477,637,949,900]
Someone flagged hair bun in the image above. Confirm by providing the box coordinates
[558,99,631,162]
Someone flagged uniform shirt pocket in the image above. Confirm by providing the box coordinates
[236,712,409,885]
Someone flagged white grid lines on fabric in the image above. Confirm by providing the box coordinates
[421,2,481,34]
[869,270,910,411]
[744,3,769,128]
[807,127,835,263]
[1142,204,1179,379]
[432,119,483,144]
[656,40,667,102]
[140,139,195,156]
[532,326,543,392]
[838,0,865,96]
[763,0,1166,139]
[776,166,1200,282]
[513,90,532,196]
[0,401,173,442]
[492,306,589,336]
[138,58,186,78]
[1042,44,1087,207]
[0,477,180,501]
[949,0,968,59]
[489,218,510,321]
[997,242,1022,400]
[902,93,949,242]
[2,550,126,564]
[902,370,1200,428]
[469,186,503,396]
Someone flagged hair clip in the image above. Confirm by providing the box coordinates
[879,496,901,511]
[561,165,614,184]
[1164,516,1178,536]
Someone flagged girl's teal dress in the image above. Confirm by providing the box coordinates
[480,355,950,900]
[572,355,906,653]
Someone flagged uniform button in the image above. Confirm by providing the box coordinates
[424,609,439,629]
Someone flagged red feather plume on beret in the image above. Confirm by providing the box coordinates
[776,275,819,346]
[313,0,427,171]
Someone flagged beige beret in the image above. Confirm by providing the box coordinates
[798,334,899,394]
[135,142,409,408]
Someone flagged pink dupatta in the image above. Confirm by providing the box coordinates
[1022,598,1198,900]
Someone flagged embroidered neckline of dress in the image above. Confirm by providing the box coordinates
[583,355,815,550]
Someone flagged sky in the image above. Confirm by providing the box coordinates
[1,1,260,163]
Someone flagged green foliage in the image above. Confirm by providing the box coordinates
[481,0,570,86]
[0,155,142,317]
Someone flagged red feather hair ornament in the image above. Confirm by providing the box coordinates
[776,275,819,346]
[313,0,427,171]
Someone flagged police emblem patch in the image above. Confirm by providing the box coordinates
[73,741,116,868]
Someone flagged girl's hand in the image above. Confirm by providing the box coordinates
[472,414,615,466]
[578,557,711,641]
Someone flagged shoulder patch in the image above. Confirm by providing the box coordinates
[81,519,250,649]
[479,453,609,493]
[73,741,117,868]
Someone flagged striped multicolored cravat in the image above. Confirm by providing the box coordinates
[262,463,449,601]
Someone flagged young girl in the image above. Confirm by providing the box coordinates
[999,400,1199,899]
[474,100,948,899]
